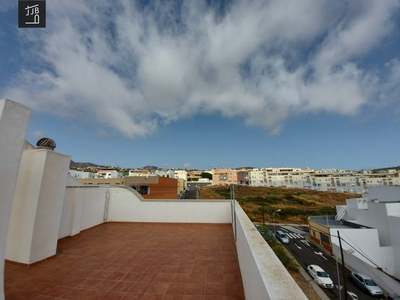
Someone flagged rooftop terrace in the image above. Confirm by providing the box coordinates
[5,222,245,300]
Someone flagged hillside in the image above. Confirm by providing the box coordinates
[199,185,361,224]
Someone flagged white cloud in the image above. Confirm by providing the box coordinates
[2,0,400,137]
[32,131,45,139]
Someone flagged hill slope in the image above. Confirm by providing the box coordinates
[199,185,361,224]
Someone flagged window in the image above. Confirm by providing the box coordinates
[321,233,330,245]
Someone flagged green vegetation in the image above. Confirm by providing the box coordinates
[257,225,298,272]
[200,172,212,180]
[215,189,231,199]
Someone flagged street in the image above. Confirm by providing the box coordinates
[268,225,383,300]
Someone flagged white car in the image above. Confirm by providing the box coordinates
[307,264,334,289]
[350,272,383,296]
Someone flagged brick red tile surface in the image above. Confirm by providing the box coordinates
[4,223,245,299]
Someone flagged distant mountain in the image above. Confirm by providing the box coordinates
[69,161,107,169]
[142,165,159,170]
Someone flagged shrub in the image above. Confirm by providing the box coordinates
[256,225,298,272]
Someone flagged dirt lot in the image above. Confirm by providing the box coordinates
[199,185,360,224]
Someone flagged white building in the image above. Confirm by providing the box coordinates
[154,169,174,178]
[248,167,399,193]
[248,167,314,188]
[95,169,122,179]
[128,169,150,177]
[309,186,400,295]
[154,169,187,181]
[174,169,187,181]
[334,187,400,276]
[68,170,95,179]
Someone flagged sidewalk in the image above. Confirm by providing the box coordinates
[299,266,331,300]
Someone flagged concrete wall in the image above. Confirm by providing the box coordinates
[365,186,400,202]
[59,186,309,299]
[330,228,381,268]
[234,202,307,300]
[332,243,400,296]
[60,186,232,238]
[108,187,231,223]
[388,215,400,278]
[60,186,108,238]
[6,149,70,264]
[0,99,31,300]
[345,198,392,246]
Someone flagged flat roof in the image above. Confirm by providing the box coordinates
[309,216,371,229]
[5,222,245,299]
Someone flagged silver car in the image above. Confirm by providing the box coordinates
[276,230,289,244]
[350,272,383,296]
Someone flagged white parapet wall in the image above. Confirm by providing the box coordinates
[234,202,308,300]
[60,186,232,238]
[107,187,232,223]
[6,149,71,264]
[0,99,31,300]
[60,186,308,299]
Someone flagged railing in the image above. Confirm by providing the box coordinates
[335,206,347,220]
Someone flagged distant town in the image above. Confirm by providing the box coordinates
[69,162,400,199]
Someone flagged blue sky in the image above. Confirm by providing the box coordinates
[1,0,400,170]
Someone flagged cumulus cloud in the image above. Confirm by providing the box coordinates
[2,0,400,137]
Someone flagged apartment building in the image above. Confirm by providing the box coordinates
[212,168,238,185]
[174,169,187,181]
[128,169,150,177]
[95,169,122,179]
[125,176,179,199]
[247,167,399,193]
[248,167,313,187]
[153,169,188,181]
[68,169,95,179]
[237,170,249,184]
[187,171,201,181]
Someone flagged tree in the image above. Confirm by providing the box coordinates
[200,172,212,180]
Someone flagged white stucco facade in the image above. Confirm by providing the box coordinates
[6,148,71,264]
[0,99,31,300]
[333,187,400,283]
[68,170,95,179]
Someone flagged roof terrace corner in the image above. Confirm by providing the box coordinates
[5,184,308,299]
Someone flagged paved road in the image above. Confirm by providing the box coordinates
[270,225,383,300]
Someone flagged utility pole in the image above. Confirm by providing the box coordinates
[338,230,348,300]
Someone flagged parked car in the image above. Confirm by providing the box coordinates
[350,272,383,296]
[276,230,289,244]
[306,264,334,289]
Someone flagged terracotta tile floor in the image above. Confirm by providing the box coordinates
[4,223,245,300]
